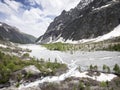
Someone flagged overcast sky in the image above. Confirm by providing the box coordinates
[0,0,80,37]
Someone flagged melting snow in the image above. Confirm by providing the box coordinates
[0,44,7,48]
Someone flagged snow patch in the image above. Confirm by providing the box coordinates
[37,37,43,43]
[76,0,93,10]
[19,69,116,90]
[54,37,65,43]
[71,70,116,82]
[54,24,120,44]
[3,27,9,32]
[0,23,2,26]
[54,37,97,44]
[96,73,116,82]
[56,23,63,30]
[93,4,111,11]
[0,44,7,48]
[80,24,120,42]
[48,37,53,43]
[95,24,120,42]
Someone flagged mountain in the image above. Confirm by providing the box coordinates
[36,0,120,44]
[0,22,36,44]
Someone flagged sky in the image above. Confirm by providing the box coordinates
[0,0,80,37]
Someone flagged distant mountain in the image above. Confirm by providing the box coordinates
[0,22,36,44]
[36,0,120,44]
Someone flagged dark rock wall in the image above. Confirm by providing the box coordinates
[37,0,120,43]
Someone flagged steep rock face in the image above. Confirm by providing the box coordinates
[0,22,36,44]
[37,0,120,43]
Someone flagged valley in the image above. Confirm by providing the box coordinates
[0,0,120,90]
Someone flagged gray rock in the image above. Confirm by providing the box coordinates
[36,0,120,43]
[10,65,41,83]
[0,86,41,90]
[22,65,41,75]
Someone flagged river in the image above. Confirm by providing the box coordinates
[19,44,120,70]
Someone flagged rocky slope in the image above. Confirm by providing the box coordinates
[0,22,36,44]
[36,0,120,44]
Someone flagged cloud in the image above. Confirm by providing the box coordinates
[5,9,52,37]
[0,0,81,37]
[0,2,14,15]
[4,0,22,12]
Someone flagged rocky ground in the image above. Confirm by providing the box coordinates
[39,77,120,90]
[1,71,120,90]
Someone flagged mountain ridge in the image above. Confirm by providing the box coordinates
[36,0,120,44]
[0,22,36,44]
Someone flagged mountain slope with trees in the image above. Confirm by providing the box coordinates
[0,22,36,44]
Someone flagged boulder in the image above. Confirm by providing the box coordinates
[22,65,41,75]
[10,65,41,83]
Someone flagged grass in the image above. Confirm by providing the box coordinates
[42,42,87,51]
[42,42,73,51]
[42,42,120,52]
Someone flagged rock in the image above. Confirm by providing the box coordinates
[0,83,10,89]
[10,65,41,83]
[39,77,99,90]
[0,86,41,90]
[55,67,68,76]
[37,0,120,43]
[19,86,41,90]
[22,65,41,75]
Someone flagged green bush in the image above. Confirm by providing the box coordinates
[79,81,85,90]
[89,65,93,71]
[113,64,120,73]
[103,64,107,72]
[100,81,107,87]
[16,82,20,87]
[25,71,33,79]
[42,42,75,51]
[105,44,120,51]
[89,65,98,71]
[22,53,29,58]
[0,51,67,84]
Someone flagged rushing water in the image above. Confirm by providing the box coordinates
[19,44,120,70]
